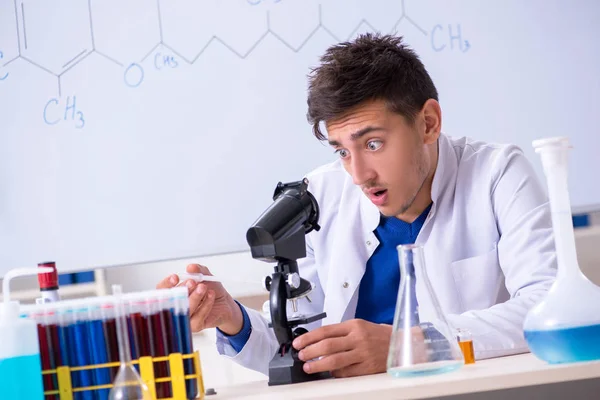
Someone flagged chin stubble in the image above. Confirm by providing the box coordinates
[395,151,429,216]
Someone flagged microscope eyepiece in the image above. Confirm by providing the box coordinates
[246,178,320,262]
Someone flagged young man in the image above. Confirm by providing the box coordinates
[157,33,557,377]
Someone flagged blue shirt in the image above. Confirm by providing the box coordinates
[355,204,432,323]
[221,204,433,352]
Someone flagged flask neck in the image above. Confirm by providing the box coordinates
[543,159,582,279]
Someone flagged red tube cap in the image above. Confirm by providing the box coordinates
[38,261,58,290]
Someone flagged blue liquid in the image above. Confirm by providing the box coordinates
[525,324,600,364]
[72,321,95,400]
[0,354,45,400]
[58,324,70,366]
[169,308,183,354]
[179,313,197,399]
[170,310,198,400]
[67,324,82,399]
[87,319,111,400]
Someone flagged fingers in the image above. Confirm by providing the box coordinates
[158,264,213,290]
[303,350,358,374]
[298,337,353,362]
[186,263,212,275]
[156,274,179,289]
[190,290,216,332]
[188,282,210,312]
[293,322,351,350]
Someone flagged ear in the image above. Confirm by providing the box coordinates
[421,99,442,145]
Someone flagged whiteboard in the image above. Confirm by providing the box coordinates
[1,0,599,276]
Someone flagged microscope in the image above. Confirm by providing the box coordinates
[246,178,331,386]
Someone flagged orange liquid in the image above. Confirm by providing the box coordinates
[459,340,475,364]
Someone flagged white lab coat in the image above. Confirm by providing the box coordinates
[216,133,557,375]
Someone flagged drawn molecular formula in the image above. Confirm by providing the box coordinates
[0,0,470,129]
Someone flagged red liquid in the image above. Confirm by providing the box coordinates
[162,309,176,352]
[126,315,138,361]
[37,324,59,400]
[151,311,172,398]
[131,312,152,357]
[48,324,62,366]
[47,324,61,400]
[103,319,120,380]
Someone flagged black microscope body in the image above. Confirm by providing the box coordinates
[246,178,331,386]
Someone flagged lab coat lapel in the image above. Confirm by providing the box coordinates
[322,184,380,325]
[415,134,463,320]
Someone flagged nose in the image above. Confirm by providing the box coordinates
[349,155,377,186]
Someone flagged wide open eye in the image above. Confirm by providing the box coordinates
[367,140,383,151]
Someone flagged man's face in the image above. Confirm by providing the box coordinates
[326,99,432,218]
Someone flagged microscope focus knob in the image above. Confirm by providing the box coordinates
[263,275,272,292]
[286,273,300,289]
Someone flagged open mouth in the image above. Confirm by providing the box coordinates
[374,189,387,197]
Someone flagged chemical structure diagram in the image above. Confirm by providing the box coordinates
[0,0,470,129]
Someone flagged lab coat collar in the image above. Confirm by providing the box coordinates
[325,134,457,325]
[359,133,455,235]
[430,133,456,207]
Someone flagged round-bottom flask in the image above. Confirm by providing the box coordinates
[524,137,600,363]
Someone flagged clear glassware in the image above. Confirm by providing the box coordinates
[387,244,464,377]
[523,137,600,363]
[108,285,151,400]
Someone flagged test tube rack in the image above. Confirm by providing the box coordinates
[21,286,207,400]
[40,351,204,400]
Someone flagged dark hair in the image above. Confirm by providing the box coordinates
[307,33,439,140]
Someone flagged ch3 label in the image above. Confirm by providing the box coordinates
[431,24,471,52]
[154,52,179,70]
[43,96,86,129]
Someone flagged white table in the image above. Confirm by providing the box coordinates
[205,353,600,400]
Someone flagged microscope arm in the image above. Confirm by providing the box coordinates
[270,272,294,347]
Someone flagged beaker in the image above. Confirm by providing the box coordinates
[387,244,464,377]
[456,328,475,365]
[523,137,600,363]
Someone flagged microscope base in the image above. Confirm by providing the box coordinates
[268,351,331,386]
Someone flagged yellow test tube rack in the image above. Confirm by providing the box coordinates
[41,351,205,400]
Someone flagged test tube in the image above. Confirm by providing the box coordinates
[124,294,144,367]
[87,299,111,400]
[129,295,152,359]
[42,303,61,400]
[31,305,59,400]
[148,291,172,398]
[101,301,120,381]
[172,287,198,400]
[70,302,94,400]
[56,304,73,389]
[158,290,177,353]
[456,329,475,364]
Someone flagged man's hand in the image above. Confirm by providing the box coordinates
[291,319,393,378]
[156,264,244,335]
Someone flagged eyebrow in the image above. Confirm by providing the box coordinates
[327,126,386,147]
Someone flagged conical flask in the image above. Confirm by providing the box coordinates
[387,244,464,377]
[108,285,151,400]
[523,137,600,363]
